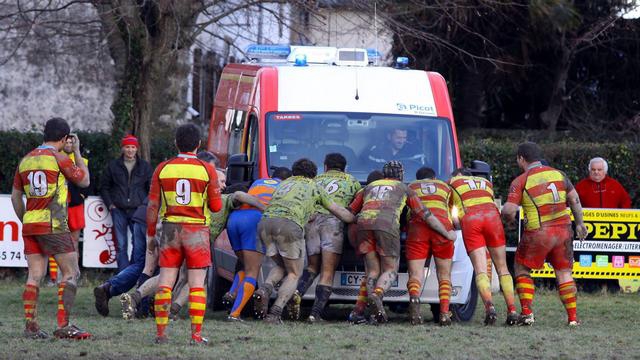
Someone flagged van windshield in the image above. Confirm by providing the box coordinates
[266,112,456,182]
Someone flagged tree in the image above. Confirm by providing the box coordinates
[0,0,307,160]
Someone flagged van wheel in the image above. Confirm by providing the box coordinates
[206,261,230,311]
[450,274,477,322]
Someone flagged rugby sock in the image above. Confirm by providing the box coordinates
[515,275,535,316]
[229,270,245,296]
[296,269,317,296]
[438,280,451,314]
[407,278,421,297]
[23,284,39,324]
[57,283,67,327]
[499,274,517,313]
[188,287,207,340]
[476,272,494,311]
[230,277,256,318]
[558,280,578,322]
[310,285,333,317]
[154,286,172,338]
[48,256,58,282]
[353,278,368,314]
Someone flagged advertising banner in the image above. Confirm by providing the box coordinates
[0,195,27,267]
[81,196,118,268]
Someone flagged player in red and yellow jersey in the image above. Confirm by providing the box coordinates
[11,118,91,340]
[349,161,456,324]
[449,168,517,326]
[406,167,455,326]
[502,142,587,326]
[146,124,222,345]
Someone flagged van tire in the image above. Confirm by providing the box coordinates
[450,274,477,322]
[206,260,230,311]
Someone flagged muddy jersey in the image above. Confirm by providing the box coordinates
[349,178,430,238]
[314,170,361,215]
[408,178,452,225]
[13,145,86,235]
[262,176,333,229]
[449,175,497,218]
[238,178,280,210]
[507,163,573,231]
[209,194,238,238]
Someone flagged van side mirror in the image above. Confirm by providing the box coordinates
[226,153,254,185]
[469,160,492,182]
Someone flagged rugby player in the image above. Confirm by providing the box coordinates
[349,161,456,324]
[12,118,91,339]
[253,158,356,324]
[501,142,587,326]
[347,170,384,325]
[449,168,518,326]
[406,167,455,326]
[299,153,361,323]
[225,167,291,321]
[146,124,222,345]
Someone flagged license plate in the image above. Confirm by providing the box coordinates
[339,272,398,287]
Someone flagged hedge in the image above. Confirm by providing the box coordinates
[460,137,640,207]
[1,131,638,209]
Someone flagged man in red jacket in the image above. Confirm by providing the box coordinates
[575,157,631,208]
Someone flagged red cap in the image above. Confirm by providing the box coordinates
[121,135,138,147]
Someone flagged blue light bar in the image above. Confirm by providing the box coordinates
[367,49,382,61]
[396,56,409,69]
[294,53,308,66]
[246,44,291,59]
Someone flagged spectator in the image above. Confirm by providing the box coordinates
[100,135,153,272]
[575,157,631,208]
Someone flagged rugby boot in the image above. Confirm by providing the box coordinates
[120,292,140,320]
[348,310,368,325]
[368,293,388,324]
[23,321,49,339]
[307,309,326,324]
[221,291,236,311]
[253,288,270,319]
[190,335,209,346]
[484,306,497,326]
[226,315,245,323]
[93,282,111,317]
[439,312,453,327]
[284,290,302,320]
[518,313,535,326]
[53,324,91,340]
[264,313,283,325]
[408,297,423,325]
[568,319,581,327]
[155,336,169,345]
[505,311,519,326]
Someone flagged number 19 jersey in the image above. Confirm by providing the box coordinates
[314,170,361,214]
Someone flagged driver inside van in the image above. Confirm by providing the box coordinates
[363,128,425,167]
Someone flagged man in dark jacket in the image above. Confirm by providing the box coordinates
[100,135,152,272]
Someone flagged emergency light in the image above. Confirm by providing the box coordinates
[396,57,409,69]
[246,44,291,60]
[294,54,308,66]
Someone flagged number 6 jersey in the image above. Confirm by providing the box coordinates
[146,152,222,236]
[314,170,361,215]
[13,145,86,235]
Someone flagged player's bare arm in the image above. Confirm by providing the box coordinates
[327,202,356,223]
[422,211,456,241]
[567,189,588,240]
[233,191,266,211]
[68,133,90,188]
[10,188,25,221]
[501,202,519,225]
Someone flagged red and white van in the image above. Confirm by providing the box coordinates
[206,45,485,321]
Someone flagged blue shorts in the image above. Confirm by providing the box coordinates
[227,209,264,253]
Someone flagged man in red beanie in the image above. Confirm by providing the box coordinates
[575,157,631,209]
[94,134,153,316]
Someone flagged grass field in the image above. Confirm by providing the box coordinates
[1,281,639,359]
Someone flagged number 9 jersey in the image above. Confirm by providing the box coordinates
[146,153,222,237]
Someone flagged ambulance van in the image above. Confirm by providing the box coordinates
[206,45,484,321]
